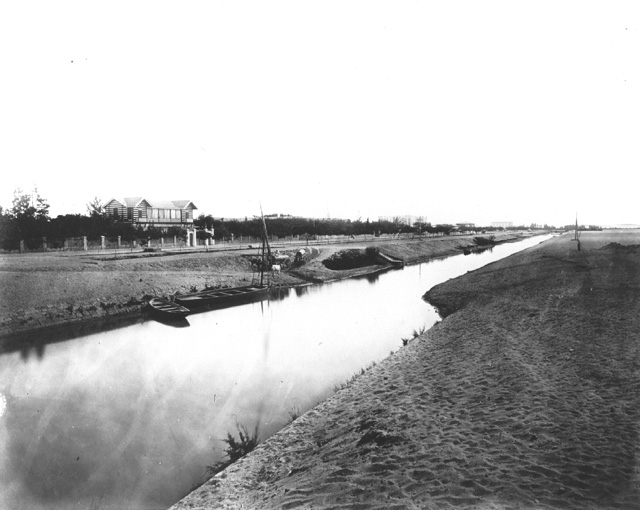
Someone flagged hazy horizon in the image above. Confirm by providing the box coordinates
[2,2,638,227]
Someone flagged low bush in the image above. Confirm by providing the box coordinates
[323,247,379,270]
[473,235,496,246]
[206,422,259,475]
[288,406,301,423]
[365,246,380,257]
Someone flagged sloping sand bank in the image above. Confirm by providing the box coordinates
[170,231,640,509]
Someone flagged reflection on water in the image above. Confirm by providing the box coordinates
[19,342,46,361]
[151,316,191,329]
[294,285,312,297]
[363,271,383,284]
[1,315,145,358]
[0,236,551,510]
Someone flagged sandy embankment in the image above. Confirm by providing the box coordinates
[170,231,640,509]
[0,233,523,339]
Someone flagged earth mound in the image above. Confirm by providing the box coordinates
[601,242,640,253]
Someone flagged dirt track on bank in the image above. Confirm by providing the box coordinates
[0,233,525,339]
[170,230,640,509]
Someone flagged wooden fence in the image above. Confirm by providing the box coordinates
[1,232,446,254]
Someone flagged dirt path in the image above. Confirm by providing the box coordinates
[169,231,640,509]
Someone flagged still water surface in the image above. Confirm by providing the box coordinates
[0,235,551,509]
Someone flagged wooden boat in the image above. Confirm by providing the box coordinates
[174,285,269,310]
[147,297,191,320]
[174,207,273,311]
[374,251,405,267]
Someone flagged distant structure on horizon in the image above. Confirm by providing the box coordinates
[378,215,425,226]
[602,223,640,229]
[491,221,513,228]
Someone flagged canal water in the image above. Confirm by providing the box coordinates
[0,235,551,510]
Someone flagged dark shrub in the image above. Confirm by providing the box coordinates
[323,248,378,270]
[365,246,379,257]
[1,237,20,251]
[206,422,259,476]
[473,235,496,246]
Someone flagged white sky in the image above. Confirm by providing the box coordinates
[1,1,638,226]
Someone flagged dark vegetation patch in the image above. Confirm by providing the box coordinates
[601,243,640,253]
[323,246,380,270]
[473,235,496,246]
[206,422,260,476]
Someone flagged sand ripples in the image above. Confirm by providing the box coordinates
[172,233,640,509]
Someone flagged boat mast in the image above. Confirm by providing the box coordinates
[259,205,272,286]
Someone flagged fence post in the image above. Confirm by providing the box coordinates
[174,235,177,247]
[19,240,25,253]
[101,236,106,250]
[161,237,164,248]
[83,236,88,251]
[117,236,121,248]
[42,237,47,251]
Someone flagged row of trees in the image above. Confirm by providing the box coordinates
[193,214,457,240]
[561,224,603,231]
[0,191,190,251]
[1,188,565,252]
[193,215,559,240]
[0,188,53,250]
[0,191,442,251]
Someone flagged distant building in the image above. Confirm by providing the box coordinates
[105,197,197,230]
[491,221,513,228]
[378,215,424,226]
[456,223,475,229]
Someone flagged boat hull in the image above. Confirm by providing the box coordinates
[174,285,269,311]
[147,298,191,320]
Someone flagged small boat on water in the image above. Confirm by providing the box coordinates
[147,297,191,320]
[374,251,405,267]
[174,285,269,310]
[174,206,273,312]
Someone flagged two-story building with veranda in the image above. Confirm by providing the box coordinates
[104,197,197,230]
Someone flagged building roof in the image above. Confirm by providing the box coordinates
[148,199,179,209]
[171,200,197,210]
[107,198,197,210]
[123,197,145,207]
